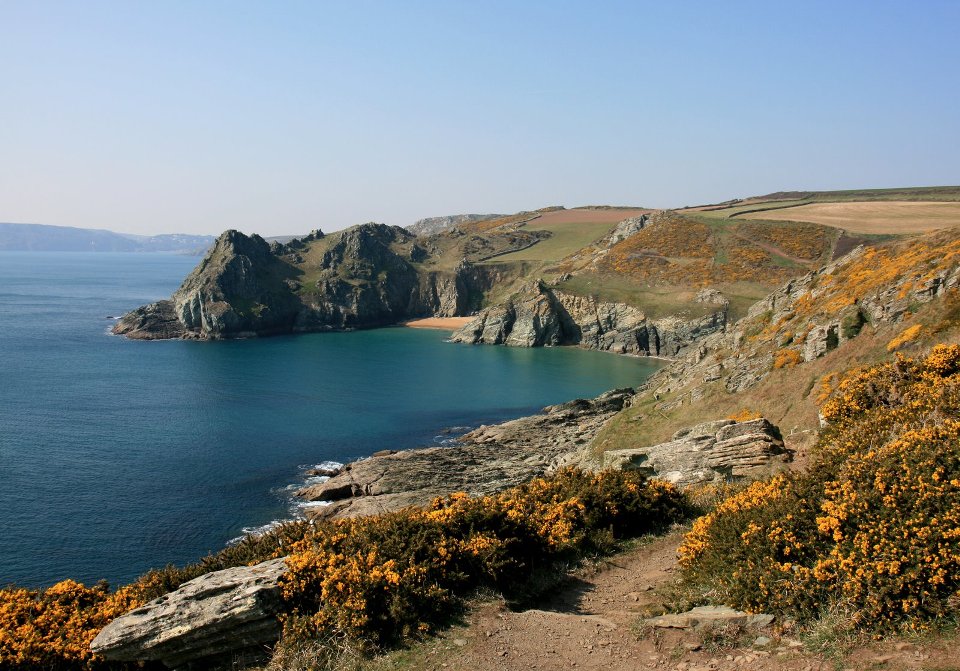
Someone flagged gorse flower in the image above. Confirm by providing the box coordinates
[679,345,960,629]
[0,468,689,668]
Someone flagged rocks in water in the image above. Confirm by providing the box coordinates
[297,389,635,519]
[603,418,790,488]
[645,606,774,631]
[91,558,286,669]
[450,280,726,357]
[305,465,341,477]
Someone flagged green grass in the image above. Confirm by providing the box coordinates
[696,200,811,219]
[557,274,712,318]
[484,220,617,263]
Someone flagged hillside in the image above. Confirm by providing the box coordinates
[589,224,960,464]
[8,191,960,671]
[112,204,850,347]
[406,213,504,236]
[0,222,215,254]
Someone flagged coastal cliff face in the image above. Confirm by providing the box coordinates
[114,225,493,339]
[450,280,727,356]
[113,231,302,339]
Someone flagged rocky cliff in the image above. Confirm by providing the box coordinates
[450,280,727,357]
[113,225,502,339]
[406,213,504,236]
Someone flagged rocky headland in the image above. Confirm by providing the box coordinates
[111,212,732,363]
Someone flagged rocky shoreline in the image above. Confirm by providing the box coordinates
[295,388,637,518]
[294,389,791,520]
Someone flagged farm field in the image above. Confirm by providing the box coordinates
[741,200,960,234]
[483,208,648,263]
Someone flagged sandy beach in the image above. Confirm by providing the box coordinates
[402,317,474,330]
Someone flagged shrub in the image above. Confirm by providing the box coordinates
[0,581,140,670]
[679,345,960,631]
[280,468,689,648]
[727,408,762,422]
[886,323,922,352]
[772,348,803,369]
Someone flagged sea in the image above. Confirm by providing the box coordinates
[0,252,662,588]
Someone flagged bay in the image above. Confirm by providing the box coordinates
[0,252,661,587]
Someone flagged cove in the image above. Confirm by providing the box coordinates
[0,252,662,587]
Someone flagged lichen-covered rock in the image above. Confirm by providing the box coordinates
[602,418,790,488]
[91,558,286,669]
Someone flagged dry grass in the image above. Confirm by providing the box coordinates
[742,201,960,234]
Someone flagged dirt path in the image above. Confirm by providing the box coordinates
[733,232,811,266]
[371,533,958,671]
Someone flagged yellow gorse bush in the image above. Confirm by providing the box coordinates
[0,468,689,669]
[0,581,141,670]
[280,468,689,647]
[679,344,960,629]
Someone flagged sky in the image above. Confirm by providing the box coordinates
[1,1,958,237]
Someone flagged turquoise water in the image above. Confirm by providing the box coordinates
[0,252,661,587]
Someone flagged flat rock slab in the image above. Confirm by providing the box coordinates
[645,606,774,631]
[603,417,790,488]
[91,558,287,669]
[298,389,635,519]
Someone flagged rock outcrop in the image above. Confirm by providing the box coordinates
[91,558,286,669]
[600,418,790,488]
[114,230,303,339]
[406,213,504,237]
[113,223,552,340]
[450,280,727,357]
[297,389,636,519]
[606,214,648,246]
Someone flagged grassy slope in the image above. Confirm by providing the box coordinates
[552,212,835,320]
[483,208,649,264]
[591,227,960,460]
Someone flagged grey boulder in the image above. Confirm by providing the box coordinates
[91,558,287,669]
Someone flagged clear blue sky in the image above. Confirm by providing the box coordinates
[1,1,958,236]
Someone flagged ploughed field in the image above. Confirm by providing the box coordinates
[741,200,960,234]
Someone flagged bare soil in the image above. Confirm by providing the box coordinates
[742,202,960,234]
[365,533,959,671]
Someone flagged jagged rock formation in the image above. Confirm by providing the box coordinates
[606,214,648,246]
[406,213,504,237]
[114,223,555,340]
[114,230,302,339]
[91,558,286,669]
[450,280,727,356]
[297,389,636,519]
[600,418,790,488]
